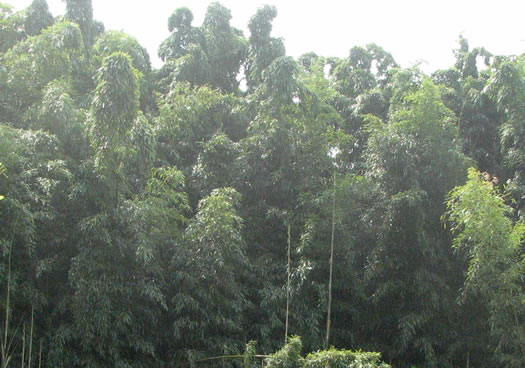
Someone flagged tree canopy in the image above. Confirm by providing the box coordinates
[1,1,525,367]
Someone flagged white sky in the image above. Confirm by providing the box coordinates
[12,0,525,73]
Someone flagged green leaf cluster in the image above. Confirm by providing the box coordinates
[1,1,525,367]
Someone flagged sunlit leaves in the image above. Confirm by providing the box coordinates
[155,83,227,168]
[1,20,82,123]
[168,7,193,32]
[174,187,248,354]
[133,166,188,268]
[94,31,151,75]
[89,51,140,205]
[261,56,302,106]
[0,3,17,53]
[305,344,391,368]
[187,187,245,267]
[485,60,522,111]
[93,31,155,111]
[445,168,525,366]
[91,52,138,132]
[0,0,53,55]
[362,77,469,365]
[367,79,466,194]
[1,1,524,366]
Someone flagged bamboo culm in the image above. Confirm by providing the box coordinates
[285,221,291,344]
[325,169,336,349]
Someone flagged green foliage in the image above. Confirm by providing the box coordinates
[264,337,390,368]
[91,52,138,130]
[90,51,140,205]
[157,2,246,93]
[446,168,525,366]
[201,2,246,93]
[1,20,82,126]
[366,78,468,199]
[24,79,87,160]
[0,123,75,368]
[246,5,285,90]
[0,0,54,55]
[0,2,17,54]
[484,57,525,218]
[94,31,151,74]
[266,336,303,368]
[305,348,390,368]
[135,167,188,256]
[171,187,249,356]
[453,36,491,79]
[23,0,54,36]
[1,2,524,367]
[261,56,310,107]
[192,133,241,197]
[154,82,242,175]
[93,30,156,112]
[432,37,501,177]
[158,7,201,61]
[362,78,470,366]
[243,340,258,368]
[65,0,94,52]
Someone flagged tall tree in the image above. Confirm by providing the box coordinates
[158,7,201,62]
[362,78,469,366]
[1,20,82,127]
[64,0,94,53]
[485,57,525,218]
[22,0,54,37]
[446,168,525,367]
[201,2,246,93]
[433,37,502,176]
[245,5,285,90]
[172,187,249,357]
[157,2,246,93]
[89,51,139,206]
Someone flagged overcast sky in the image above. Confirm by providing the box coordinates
[13,0,525,72]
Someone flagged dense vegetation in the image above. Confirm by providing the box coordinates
[1,0,525,367]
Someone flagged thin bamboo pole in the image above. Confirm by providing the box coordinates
[28,308,33,368]
[325,169,336,349]
[38,342,42,368]
[20,325,25,368]
[1,247,12,368]
[285,221,291,344]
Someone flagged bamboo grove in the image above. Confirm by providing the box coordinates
[1,1,525,367]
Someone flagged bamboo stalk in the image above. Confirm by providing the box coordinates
[2,247,12,368]
[38,342,41,368]
[325,169,336,349]
[28,308,33,368]
[20,325,25,368]
[3,248,11,364]
[178,354,270,368]
[285,221,291,344]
